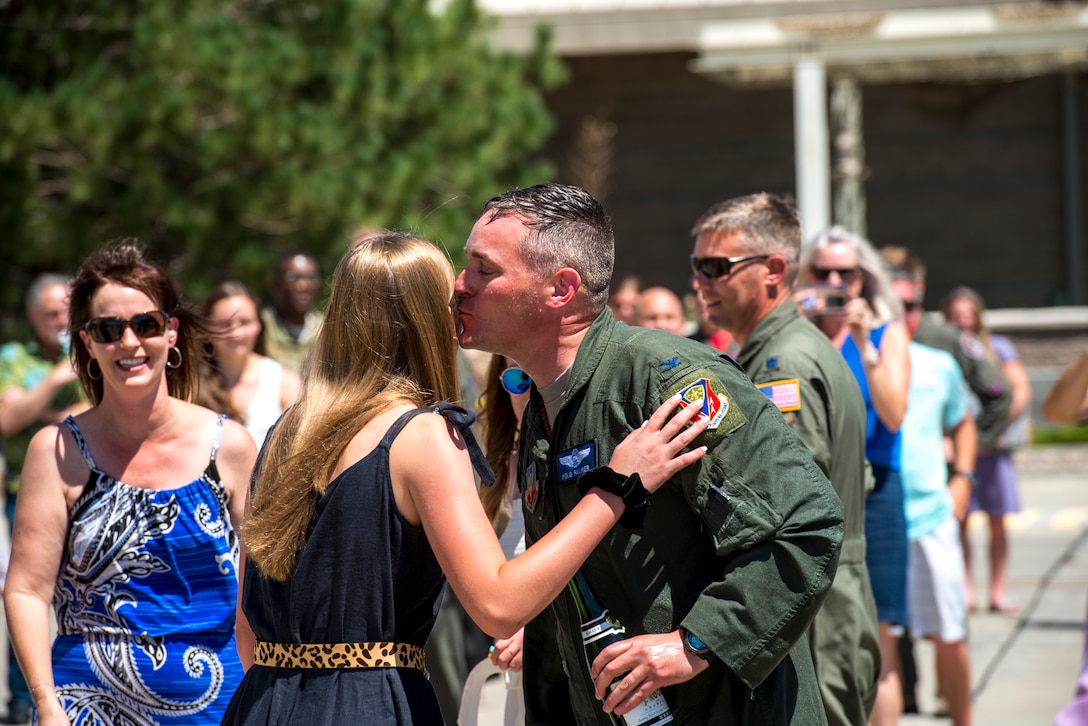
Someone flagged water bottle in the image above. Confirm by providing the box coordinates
[569,570,674,726]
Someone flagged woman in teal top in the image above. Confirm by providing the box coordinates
[800,226,911,726]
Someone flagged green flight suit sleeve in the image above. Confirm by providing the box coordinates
[666,370,844,690]
[957,341,1013,450]
[754,366,834,482]
[916,320,1012,450]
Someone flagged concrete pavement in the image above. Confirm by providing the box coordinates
[904,444,1088,726]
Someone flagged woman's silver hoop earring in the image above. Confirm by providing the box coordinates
[87,358,102,381]
[167,346,183,369]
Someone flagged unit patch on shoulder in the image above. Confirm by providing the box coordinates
[659,356,681,371]
[663,373,747,438]
[756,379,801,412]
[678,378,729,429]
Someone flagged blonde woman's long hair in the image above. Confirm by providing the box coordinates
[243,233,460,581]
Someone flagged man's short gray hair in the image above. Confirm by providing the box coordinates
[690,193,801,285]
[482,183,614,310]
[26,273,71,311]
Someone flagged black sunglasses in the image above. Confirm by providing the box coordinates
[901,301,921,313]
[84,311,170,344]
[810,266,860,284]
[689,253,770,279]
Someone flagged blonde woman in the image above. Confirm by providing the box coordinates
[221,234,706,725]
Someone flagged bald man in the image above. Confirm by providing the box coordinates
[635,286,687,336]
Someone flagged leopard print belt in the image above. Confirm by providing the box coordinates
[254,641,426,671]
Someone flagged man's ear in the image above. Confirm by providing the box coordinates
[765,254,788,285]
[546,268,582,309]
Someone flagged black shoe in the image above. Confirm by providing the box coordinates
[1,700,32,725]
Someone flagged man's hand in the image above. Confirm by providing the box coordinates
[949,474,972,525]
[589,630,708,718]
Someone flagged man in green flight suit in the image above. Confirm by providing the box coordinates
[689,193,880,726]
[879,246,1012,451]
[454,183,844,725]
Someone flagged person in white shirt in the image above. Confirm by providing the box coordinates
[891,272,976,726]
[200,281,301,447]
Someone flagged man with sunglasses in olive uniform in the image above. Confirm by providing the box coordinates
[0,273,87,724]
[878,246,1012,452]
[690,193,880,726]
[455,183,843,725]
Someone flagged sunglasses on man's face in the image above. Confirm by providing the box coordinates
[689,253,770,279]
[500,366,532,396]
[84,311,170,344]
[810,266,860,284]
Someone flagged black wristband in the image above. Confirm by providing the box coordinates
[576,466,651,529]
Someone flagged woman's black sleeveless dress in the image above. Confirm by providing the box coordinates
[221,403,492,725]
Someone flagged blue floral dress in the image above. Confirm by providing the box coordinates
[48,416,243,725]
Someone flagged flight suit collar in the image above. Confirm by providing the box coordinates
[565,307,616,406]
[737,299,801,371]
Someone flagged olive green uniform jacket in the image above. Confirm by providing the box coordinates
[914,317,1011,451]
[738,300,881,726]
[519,308,843,726]
[259,306,323,375]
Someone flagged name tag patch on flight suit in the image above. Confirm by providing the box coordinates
[756,379,801,412]
[556,442,596,482]
[678,378,729,429]
[524,460,543,514]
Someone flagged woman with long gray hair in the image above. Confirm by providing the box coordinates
[799,226,911,726]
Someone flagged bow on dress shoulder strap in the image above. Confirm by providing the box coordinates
[432,401,496,488]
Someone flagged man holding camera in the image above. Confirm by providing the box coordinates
[690,193,880,726]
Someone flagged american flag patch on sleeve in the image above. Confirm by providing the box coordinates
[756,379,801,412]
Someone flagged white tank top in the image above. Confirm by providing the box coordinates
[245,356,285,447]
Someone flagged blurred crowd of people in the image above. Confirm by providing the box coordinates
[0,183,1084,726]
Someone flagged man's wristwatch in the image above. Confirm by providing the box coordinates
[952,470,978,488]
[680,628,716,663]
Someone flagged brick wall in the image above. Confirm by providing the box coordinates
[540,53,1088,309]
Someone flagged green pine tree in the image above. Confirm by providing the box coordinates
[0,0,564,332]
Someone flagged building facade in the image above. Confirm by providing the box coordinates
[472,0,1088,309]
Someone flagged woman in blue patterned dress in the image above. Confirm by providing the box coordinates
[4,240,257,725]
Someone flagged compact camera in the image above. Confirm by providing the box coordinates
[795,283,848,316]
